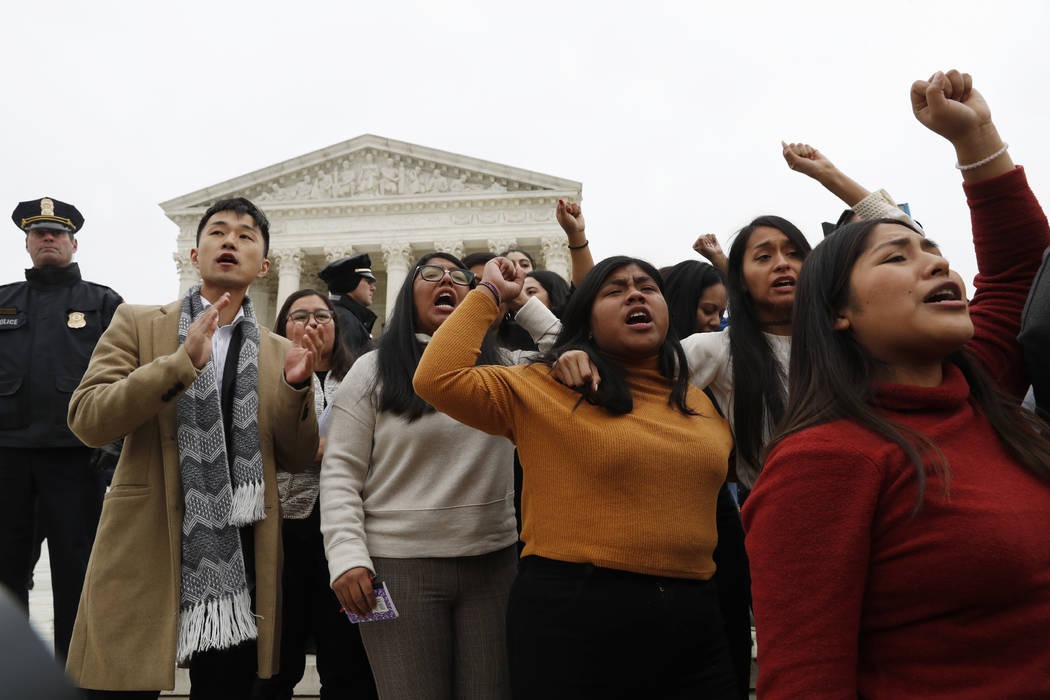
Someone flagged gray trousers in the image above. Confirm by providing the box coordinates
[360,545,516,700]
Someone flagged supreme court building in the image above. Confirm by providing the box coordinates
[161,134,583,328]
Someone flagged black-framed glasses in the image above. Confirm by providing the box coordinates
[415,265,475,286]
[287,309,334,325]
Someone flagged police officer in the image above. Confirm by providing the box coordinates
[0,197,122,660]
[318,253,377,355]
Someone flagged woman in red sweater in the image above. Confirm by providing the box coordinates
[743,70,1050,698]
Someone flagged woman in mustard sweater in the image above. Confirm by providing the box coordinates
[414,255,738,699]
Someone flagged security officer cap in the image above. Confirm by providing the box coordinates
[11,196,84,234]
[319,253,376,294]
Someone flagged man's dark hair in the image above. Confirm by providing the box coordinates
[196,197,271,257]
[462,251,496,270]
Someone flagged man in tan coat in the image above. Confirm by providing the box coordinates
[66,198,320,699]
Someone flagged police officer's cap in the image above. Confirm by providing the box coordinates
[11,197,84,234]
[319,253,376,293]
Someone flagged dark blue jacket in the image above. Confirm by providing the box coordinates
[0,263,122,447]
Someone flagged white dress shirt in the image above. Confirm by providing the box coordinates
[200,295,246,388]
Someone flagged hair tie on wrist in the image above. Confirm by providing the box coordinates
[477,280,502,307]
[568,240,589,250]
[956,142,1009,171]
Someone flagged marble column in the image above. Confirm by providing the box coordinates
[173,252,199,297]
[541,236,571,282]
[272,248,304,316]
[487,236,517,255]
[434,238,465,260]
[381,240,413,323]
[324,246,354,264]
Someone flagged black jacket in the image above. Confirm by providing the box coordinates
[331,294,376,356]
[0,263,122,447]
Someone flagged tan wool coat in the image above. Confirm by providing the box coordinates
[65,300,318,691]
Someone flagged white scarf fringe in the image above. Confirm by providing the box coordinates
[176,588,259,663]
[229,480,266,527]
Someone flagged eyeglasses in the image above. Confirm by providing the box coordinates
[415,265,475,286]
[287,309,334,325]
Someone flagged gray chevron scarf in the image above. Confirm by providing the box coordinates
[174,285,265,663]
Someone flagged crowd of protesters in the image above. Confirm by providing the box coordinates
[3,67,1049,700]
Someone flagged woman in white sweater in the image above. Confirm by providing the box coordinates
[320,252,553,700]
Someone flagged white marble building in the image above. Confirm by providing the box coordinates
[161,134,583,327]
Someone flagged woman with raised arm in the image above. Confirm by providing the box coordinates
[744,70,1050,699]
[414,255,739,699]
[319,252,555,700]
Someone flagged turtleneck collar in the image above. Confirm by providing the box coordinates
[25,263,82,289]
[872,362,971,414]
[602,353,661,373]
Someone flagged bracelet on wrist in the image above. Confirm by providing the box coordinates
[956,142,1009,171]
[568,240,589,250]
[477,280,502,307]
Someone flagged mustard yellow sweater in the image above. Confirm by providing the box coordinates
[414,289,733,580]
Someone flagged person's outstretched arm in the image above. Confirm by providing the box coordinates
[782,141,912,224]
[910,69,1046,396]
[693,234,728,277]
[556,200,593,287]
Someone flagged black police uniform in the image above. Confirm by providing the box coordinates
[319,253,377,356]
[331,295,376,355]
[0,197,122,660]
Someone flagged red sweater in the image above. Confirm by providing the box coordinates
[743,167,1050,699]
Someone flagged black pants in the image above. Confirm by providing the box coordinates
[712,482,753,699]
[0,446,104,660]
[507,556,738,700]
[81,640,258,699]
[252,504,377,700]
[189,640,259,700]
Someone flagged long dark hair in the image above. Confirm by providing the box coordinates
[274,288,351,380]
[526,269,571,316]
[536,256,695,416]
[771,217,1050,508]
[726,216,812,472]
[375,251,503,421]
[661,260,726,338]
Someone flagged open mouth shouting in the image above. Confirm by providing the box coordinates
[434,290,457,310]
[625,305,653,330]
[771,275,796,292]
[923,281,966,308]
[216,251,239,268]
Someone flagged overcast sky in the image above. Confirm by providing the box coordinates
[3,0,1047,305]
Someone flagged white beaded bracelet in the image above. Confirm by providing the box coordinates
[956,142,1009,171]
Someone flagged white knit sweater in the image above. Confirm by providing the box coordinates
[320,297,557,583]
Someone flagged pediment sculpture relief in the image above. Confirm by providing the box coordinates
[252,150,538,202]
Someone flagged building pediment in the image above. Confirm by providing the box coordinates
[160,134,580,213]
